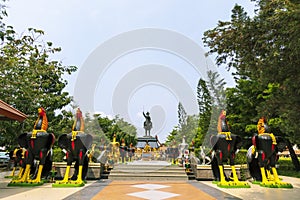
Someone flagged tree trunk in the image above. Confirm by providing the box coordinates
[286,139,300,171]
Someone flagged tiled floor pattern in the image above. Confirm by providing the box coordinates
[92,181,216,200]
[127,184,180,199]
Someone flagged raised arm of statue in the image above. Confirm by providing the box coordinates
[143,112,151,122]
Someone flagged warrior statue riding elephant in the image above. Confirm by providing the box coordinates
[53,108,92,187]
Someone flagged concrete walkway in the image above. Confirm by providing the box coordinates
[200,176,300,200]
[1,171,299,200]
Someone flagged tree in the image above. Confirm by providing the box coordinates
[166,102,198,147]
[166,127,179,145]
[194,78,212,155]
[205,70,227,137]
[197,78,212,115]
[84,113,110,147]
[225,78,263,139]
[0,5,77,148]
[166,115,199,148]
[114,116,137,146]
[0,0,7,40]
[177,102,187,131]
[182,115,199,146]
[203,0,300,144]
[95,114,137,147]
[206,71,227,109]
[177,102,190,143]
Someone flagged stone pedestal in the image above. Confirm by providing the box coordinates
[53,162,103,180]
[136,136,159,149]
[142,153,152,161]
[191,164,250,180]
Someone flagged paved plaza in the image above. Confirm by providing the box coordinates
[1,170,299,200]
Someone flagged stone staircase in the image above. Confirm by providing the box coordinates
[108,161,188,181]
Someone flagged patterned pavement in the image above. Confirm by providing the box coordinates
[1,171,299,200]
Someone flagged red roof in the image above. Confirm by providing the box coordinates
[0,100,27,122]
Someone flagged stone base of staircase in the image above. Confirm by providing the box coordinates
[191,164,250,180]
[108,160,188,181]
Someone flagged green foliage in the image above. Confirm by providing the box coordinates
[52,147,64,162]
[0,8,77,148]
[214,149,247,165]
[83,113,110,149]
[167,71,228,156]
[203,0,300,144]
[225,79,262,138]
[167,114,199,147]
[234,149,248,165]
[277,157,300,178]
[94,114,137,147]
[183,115,199,144]
[277,157,300,171]
[52,112,137,159]
[196,79,211,139]
[177,102,187,130]
[194,78,212,155]
[197,79,212,115]
[53,109,75,137]
[0,1,7,41]
[201,71,227,149]
[245,124,257,135]
[166,127,178,145]
[206,71,226,108]
[177,104,197,146]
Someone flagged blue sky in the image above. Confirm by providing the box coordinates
[5,1,256,141]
